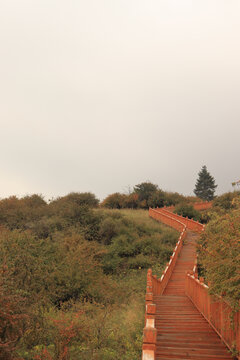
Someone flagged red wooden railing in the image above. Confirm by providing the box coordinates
[186,273,240,359]
[142,206,240,360]
[158,206,204,233]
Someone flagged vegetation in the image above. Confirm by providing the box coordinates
[197,192,240,308]
[0,193,178,360]
[102,182,191,209]
[213,191,240,210]
[1,182,239,359]
[194,165,217,201]
[174,204,201,222]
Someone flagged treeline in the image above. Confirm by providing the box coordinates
[101,182,196,209]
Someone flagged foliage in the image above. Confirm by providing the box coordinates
[0,195,46,230]
[134,182,158,204]
[174,204,201,222]
[51,192,99,208]
[197,207,240,307]
[0,193,179,359]
[101,193,127,209]
[213,191,240,210]
[194,165,217,201]
[122,193,139,209]
[100,209,178,274]
[163,192,187,206]
[101,182,189,209]
[0,265,29,360]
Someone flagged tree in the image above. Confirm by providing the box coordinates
[134,182,158,203]
[194,166,217,201]
[101,193,126,209]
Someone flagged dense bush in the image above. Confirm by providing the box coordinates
[0,230,105,306]
[101,183,189,210]
[0,266,29,360]
[174,204,201,221]
[99,210,178,274]
[0,194,179,359]
[197,207,240,307]
[101,193,127,209]
[213,191,240,210]
[0,195,46,230]
[164,192,187,206]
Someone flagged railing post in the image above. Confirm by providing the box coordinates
[143,268,157,359]
[142,304,157,360]
[207,282,211,322]
[219,299,223,341]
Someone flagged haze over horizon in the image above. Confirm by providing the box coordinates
[1,0,240,201]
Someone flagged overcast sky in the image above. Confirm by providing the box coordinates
[0,0,239,200]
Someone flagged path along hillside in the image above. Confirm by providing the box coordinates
[142,206,240,360]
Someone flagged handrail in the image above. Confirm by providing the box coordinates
[142,268,157,360]
[186,273,240,358]
[158,206,205,233]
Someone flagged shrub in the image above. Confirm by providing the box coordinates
[197,208,240,307]
[0,265,29,360]
[164,192,186,206]
[174,204,201,221]
[128,254,152,269]
[99,218,118,245]
[101,193,126,209]
[0,195,46,230]
[213,192,240,210]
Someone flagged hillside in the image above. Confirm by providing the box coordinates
[0,195,178,360]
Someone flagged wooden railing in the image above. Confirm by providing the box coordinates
[157,206,204,233]
[186,272,240,359]
[142,268,157,360]
[142,206,240,360]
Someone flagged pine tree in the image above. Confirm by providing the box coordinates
[194,166,217,201]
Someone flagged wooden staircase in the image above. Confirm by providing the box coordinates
[142,207,239,360]
[154,231,232,359]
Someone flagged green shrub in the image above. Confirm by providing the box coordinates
[0,200,179,358]
[213,192,240,210]
[128,254,152,269]
[99,218,118,245]
[101,193,126,209]
[174,204,201,221]
[197,208,240,307]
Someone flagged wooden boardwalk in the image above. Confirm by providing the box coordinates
[155,231,232,360]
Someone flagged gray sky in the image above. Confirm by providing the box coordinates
[0,0,240,200]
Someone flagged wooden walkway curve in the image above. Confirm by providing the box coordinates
[155,231,232,360]
[142,206,238,360]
